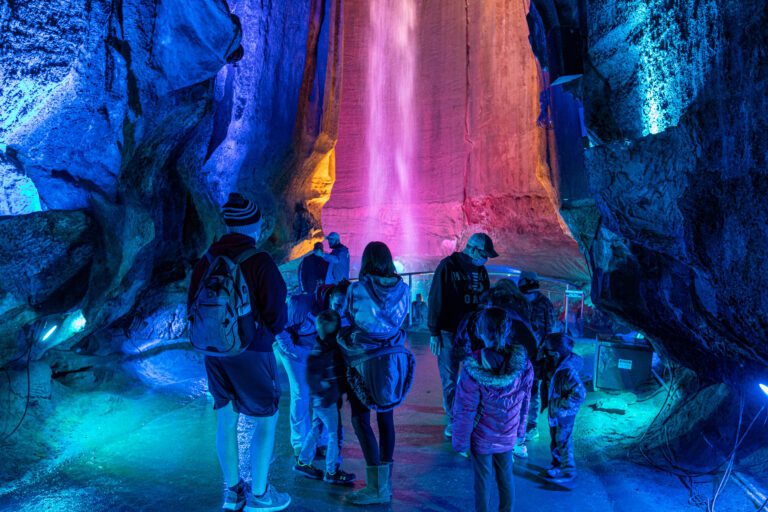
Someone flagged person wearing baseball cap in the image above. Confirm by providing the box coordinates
[427,232,498,437]
[188,192,290,511]
[314,231,350,284]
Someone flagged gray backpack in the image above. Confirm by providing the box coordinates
[188,249,260,356]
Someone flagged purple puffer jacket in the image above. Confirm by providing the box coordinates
[452,345,534,455]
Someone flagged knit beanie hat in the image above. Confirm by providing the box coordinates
[222,193,261,227]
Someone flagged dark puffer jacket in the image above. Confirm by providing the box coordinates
[543,353,586,421]
[528,292,555,344]
[452,345,534,455]
[338,275,415,411]
[306,335,346,408]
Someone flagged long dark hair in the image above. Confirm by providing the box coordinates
[359,241,397,278]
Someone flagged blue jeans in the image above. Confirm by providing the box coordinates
[298,404,342,473]
[471,450,515,512]
[437,330,461,423]
[274,343,312,453]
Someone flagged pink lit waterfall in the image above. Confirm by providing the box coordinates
[365,0,417,265]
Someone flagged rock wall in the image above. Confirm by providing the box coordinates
[0,0,342,363]
[323,0,588,281]
[558,0,768,384]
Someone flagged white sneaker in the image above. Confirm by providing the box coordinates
[244,485,291,512]
[513,444,528,459]
[444,423,453,438]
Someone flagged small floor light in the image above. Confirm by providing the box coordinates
[42,325,58,341]
[760,383,768,397]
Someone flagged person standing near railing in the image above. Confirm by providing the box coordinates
[428,233,497,438]
[315,232,350,285]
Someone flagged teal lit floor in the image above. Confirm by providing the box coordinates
[0,333,753,511]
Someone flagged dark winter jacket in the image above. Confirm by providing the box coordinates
[543,353,586,421]
[322,244,350,284]
[188,233,288,352]
[428,252,491,336]
[452,345,534,455]
[528,292,555,344]
[188,233,287,414]
[339,275,415,411]
[298,253,329,294]
[306,335,346,408]
[455,307,538,362]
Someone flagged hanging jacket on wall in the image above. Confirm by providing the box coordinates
[452,345,534,455]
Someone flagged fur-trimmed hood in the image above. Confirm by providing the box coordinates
[463,345,529,388]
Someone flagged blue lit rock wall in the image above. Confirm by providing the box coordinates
[0,0,341,365]
[560,0,768,384]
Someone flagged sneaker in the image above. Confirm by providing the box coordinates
[222,480,248,511]
[244,485,291,512]
[323,468,356,485]
[293,461,323,479]
[526,426,539,441]
[544,467,576,482]
[444,423,453,438]
[513,444,528,459]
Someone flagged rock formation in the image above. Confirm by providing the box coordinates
[323,0,589,281]
[547,0,768,385]
[0,0,341,365]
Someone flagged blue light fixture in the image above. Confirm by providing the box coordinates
[760,383,768,397]
[42,325,58,341]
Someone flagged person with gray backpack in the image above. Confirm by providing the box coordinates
[187,193,289,512]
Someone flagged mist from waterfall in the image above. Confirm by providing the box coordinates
[366,0,417,266]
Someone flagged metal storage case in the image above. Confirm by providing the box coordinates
[593,337,654,391]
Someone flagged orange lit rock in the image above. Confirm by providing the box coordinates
[323,0,588,282]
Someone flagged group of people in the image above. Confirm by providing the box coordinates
[426,233,587,511]
[188,193,586,512]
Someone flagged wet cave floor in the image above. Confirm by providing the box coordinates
[0,332,754,512]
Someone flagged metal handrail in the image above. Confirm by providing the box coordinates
[390,265,586,331]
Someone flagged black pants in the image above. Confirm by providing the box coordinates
[349,392,395,466]
[471,450,515,512]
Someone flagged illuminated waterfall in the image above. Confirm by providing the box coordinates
[366,0,417,264]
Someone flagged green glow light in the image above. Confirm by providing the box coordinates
[42,325,58,341]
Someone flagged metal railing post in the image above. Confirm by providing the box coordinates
[408,274,413,327]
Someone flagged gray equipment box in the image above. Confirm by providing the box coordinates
[594,339,653,391]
